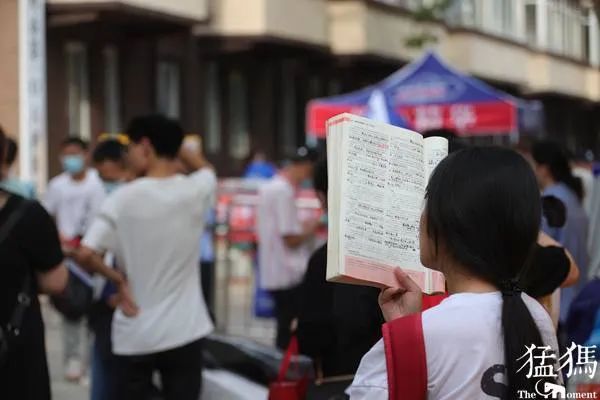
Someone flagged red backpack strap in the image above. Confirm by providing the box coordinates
[422,293,448,310]
[382,313,427,400]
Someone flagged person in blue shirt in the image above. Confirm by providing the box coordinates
[243,151,276,179]
[531,141,589,328]
[0,137,37,199]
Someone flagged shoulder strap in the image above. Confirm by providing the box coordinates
[383,313,427,400]
[0,197,34,337]
[382,295,447,400]
[0,196,31,245]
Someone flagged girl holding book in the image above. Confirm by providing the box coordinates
[348,147,559,399]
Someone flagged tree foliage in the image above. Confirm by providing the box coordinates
[405,0,453,48]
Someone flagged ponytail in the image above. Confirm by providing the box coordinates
[501,285,552,398]
[425,148,549,397]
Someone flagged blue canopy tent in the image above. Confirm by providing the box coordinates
[306,51,543,139]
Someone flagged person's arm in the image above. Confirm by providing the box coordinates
[179,145,212,172]
[80,196,139,316]
[76,246,125,285]
[21,202,68,294]
[275,186,319,249]
[76,246,138,317]
[538,232,580,287]
[283,220,320,248]
[37,264,68,295]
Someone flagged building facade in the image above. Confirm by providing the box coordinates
[0,0,598,181]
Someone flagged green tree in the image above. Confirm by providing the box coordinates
[405,0,453,48]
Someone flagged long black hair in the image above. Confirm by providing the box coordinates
[425,146,547,398]
[532,141,583,202]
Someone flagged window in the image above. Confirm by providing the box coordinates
[103,46,120,133]
[66,42,90,140]
[280,61,297,155]
[543,0,586,59]
[227,70,249,160]
[525,2,537,45]
[156,61,180,119]
[204,61,221,155]
[587,7,600,66]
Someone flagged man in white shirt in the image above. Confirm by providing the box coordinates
[43,137,106,382]
[256,147,320,349]
[79,115,216,400]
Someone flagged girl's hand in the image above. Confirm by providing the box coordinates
[379,268,423,322]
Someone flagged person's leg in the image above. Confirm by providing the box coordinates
[157,339,204,400]
[201,261,215,318]
[115,353,155,400]
[91,337,119,400]
[271,286,301,350]
[63,317,83,380]
[90,341,105,400]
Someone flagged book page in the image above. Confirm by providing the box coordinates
[424,137,449,180]
[423,136,449,292]
[337,116,427,288]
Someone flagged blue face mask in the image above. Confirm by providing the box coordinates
[102,181,122,194]
[62,155,85,175]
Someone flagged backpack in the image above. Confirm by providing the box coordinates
[383,294,447,400]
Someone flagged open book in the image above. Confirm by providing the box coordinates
[326,113,448,294]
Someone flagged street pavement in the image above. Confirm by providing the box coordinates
[43,298,89,400]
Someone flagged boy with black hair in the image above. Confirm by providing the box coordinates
[92,139,130,194]
[80,115,216,400]
[43,136,106,382]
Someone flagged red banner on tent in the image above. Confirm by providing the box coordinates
[307,103,367,139]
[397,102,517,136]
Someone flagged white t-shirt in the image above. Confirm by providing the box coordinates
[43,170,106,238]
[256,175,313,291]
[82,169,217,355]
[348,292,558,400]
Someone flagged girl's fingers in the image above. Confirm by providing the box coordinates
[379,287,406,303]
[394,268,421,293]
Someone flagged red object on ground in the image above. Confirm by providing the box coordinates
[268,336,308,400]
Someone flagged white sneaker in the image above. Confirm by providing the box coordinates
[64,358,83,382]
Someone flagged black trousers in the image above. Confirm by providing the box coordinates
[116,339,204,400]
[200,261,215,320]
[270,285,302,350]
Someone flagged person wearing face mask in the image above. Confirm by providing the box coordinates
[43,137,106,383]
[86,137,131,400]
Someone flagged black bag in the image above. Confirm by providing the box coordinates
[0,198,33,366]
[50,262,94,321]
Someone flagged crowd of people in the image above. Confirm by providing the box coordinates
[0,116,598,399]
